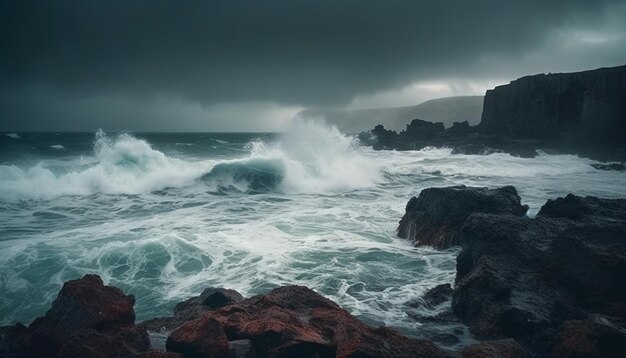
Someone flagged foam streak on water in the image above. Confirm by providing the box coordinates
[1,122,626,348]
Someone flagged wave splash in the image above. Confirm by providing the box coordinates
[0,130,210,200]
[202,119,381,194]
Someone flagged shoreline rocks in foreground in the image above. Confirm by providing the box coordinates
[2,185,624,357]
[398,186,626,357]
[3,275,489,358]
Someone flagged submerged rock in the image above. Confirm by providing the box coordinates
[397,185,528,249]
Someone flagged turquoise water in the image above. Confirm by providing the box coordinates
[2,121,626,347]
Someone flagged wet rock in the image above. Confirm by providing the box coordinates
[397,185,528,249]
[407,284,453,309]
[404,119,445,140]
[1,274,150,357]
[202,285,452,358]
[480,65,626,146]
[166,317,230,358]
[142,288,243,331]
[451,193,626,356]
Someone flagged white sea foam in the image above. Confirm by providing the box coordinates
[5,133,20,139]
[0,130,212,200]
[250,119,382,193]
[49,144,65,150]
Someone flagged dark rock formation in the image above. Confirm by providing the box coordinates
[480,65,626,145]
[360,65,626,161]
[397,185,528,249]
[1,276,456,358]
[397,185,626,356]
[142,288,243,331]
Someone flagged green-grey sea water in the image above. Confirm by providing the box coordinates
[2,121,626,347]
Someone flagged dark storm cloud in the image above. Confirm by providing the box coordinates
[1,0,625,130]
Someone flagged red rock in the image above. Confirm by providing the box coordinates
[202,285,451,358]
[3,274,150,357]
[166,317,230,358]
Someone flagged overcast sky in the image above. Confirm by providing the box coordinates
[1,0,625,132]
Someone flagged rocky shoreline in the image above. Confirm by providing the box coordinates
[398,186,626,357]
[358,65,626,164]
[2,186,624,357]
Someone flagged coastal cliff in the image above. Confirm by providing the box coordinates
[480,65,626,144]
[359,65,626,162]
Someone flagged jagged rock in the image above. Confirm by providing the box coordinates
[201,285,452,358]
[451,193,626,356]
[397,185,528,249]
[403,119,445,139]
[480,65,626,145]
[143,288,243,331]
[361,65,626,161]
[1,274,150,357]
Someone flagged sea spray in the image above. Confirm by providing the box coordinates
[0,130,211,200]
[201,119,382,194]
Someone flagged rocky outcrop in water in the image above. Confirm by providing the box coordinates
[397,185,528,249]
[360,65,626,161]
[399,186,626,357]
[1,275,459,358]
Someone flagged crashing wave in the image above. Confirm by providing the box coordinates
[201,159,285,193]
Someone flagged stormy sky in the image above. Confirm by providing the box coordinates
[1,0,625,132]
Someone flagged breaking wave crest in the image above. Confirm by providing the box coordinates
[0,130,211,200]
[0,121,382,200]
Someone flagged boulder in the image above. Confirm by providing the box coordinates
[142,288,243,331]
[2,274,150,357]
[397,185,528,249]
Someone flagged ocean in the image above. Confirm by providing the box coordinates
[2,120,626,347]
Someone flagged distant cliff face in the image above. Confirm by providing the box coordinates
[480,65,626,143]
